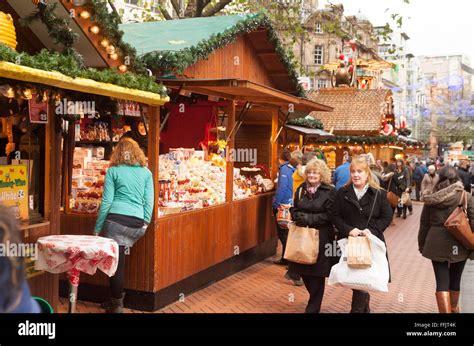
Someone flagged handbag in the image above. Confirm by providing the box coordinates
[284,222,319,264]
[444,191,474,250]
[347,189,378,269]
[386,176,399,208]
[276,204,292,229]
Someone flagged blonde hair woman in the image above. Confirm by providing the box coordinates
[94,138,154,313]
[289,158,337,313]
[331,156,392,313]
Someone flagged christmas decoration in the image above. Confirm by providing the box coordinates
[287,117,324,130]
[0,12,17,51]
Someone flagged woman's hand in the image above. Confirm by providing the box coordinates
[360,229,371,237]
[293,212,308,227]
[349,228,362,237]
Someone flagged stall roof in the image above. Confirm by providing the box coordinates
[284,124,334,137]
[159,78,333,112]
[308,88,391,135]
[0,61,169,106]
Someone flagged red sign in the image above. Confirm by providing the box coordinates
[29,95,49,124]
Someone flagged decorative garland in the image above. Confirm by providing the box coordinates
[141,12,306,97]
[310,135,426,148]
[287,117,323,129]
[0,44,167,97]
[20,2,83,65]
[84,0,147,74]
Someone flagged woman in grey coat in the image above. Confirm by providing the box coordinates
[418,167,474,313]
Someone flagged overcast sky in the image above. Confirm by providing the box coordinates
[319,0,474,65]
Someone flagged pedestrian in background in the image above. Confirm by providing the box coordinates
[418,167,474,313]
[333,153,351,190]
[94,138,154,313]
[421,165,439,200]
[413,162,425,201]
[290,159,337,313]
[0,205,40,313]
[292,151,317,197]
[331,156,393,313]
[457,160,471,193]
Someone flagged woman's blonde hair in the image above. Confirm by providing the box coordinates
[110,137,146,167]
[346,155,380,189]
[305,158,332,185]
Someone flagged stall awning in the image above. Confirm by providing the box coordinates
[284,124,334,137]
[158,78,333,112]
[0,62,169,106]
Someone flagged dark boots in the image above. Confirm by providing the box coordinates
[104,292,125,313]
[350,290,370,313]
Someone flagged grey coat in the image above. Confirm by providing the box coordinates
[420,173,439,199]
[418,181,474,263]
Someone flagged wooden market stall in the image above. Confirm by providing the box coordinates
[56,14,332,311]
[306,87,412,169]
[0,1,170,312]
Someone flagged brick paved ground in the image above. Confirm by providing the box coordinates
[58,202,440,313]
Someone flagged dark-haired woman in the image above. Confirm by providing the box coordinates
[418,167,474,313]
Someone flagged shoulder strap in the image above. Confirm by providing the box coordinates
[365,189,379,229]
[299,186,303,201]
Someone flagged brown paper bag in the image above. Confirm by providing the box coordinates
[283,223,319,265]
[347,236,372,269]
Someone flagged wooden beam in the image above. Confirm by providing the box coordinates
[241,120,271,126]
[148,106,160,223]
[225,100,236,203]
[44,101,62,235]
[270,108,279,181]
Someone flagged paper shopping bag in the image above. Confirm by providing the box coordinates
[347,236,372,269]
[283,223,319,265]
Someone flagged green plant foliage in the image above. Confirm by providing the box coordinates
[0,44,168,97]
[311,135,425,148]
[141,12,306,97]
[287,117,323,129]
[20,2,83,65]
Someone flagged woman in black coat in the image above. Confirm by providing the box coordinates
[331,156,393,313]
[289,159,337,313]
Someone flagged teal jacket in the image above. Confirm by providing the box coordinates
[94,164,154,233]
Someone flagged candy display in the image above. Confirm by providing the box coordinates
[70,147,109,214]
[233,167,274,200]
[158,149,226,216]
[79,121,110,142]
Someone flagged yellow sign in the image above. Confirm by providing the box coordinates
[0,165,29,220]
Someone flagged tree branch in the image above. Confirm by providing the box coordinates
[159,5,173,20]
[202,0,233,17]
[169,0,181,18]
[196,0,205,17]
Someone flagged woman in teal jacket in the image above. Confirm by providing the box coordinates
[94,137,154,313]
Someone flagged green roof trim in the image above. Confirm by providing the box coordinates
[120,13,305,97]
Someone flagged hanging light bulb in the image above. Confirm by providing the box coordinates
[106,45,115,54]
[109,53,119,60]
[80,11,91,19]
[20,88,33,100]
[118,64,128,72]
[0,85,15,98]
[100,38,109,48]
[89,25,100,34]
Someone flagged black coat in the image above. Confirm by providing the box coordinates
[331,185,393,242]
[457,168,471,193]
[288,182,338,277]
[332,185,393,281]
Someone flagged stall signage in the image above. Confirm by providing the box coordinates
[29,96,48,124]
[0,165,29,220]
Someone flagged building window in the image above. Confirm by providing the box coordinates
[315,23,323,34]
[314,45,323,65]
[317,79,327,89]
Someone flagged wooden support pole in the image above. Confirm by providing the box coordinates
[270,107,279,181]
[44,101,62,235]
[299,135,303,150]
[148,106,160,221]
[225,100,236,203]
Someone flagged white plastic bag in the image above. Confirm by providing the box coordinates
[328,234,389,292]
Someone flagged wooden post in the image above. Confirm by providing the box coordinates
[148,106,160,221]
[270,107,279,181]
[44,100,62,234]
[299,135,303,150]
[225,100,235,203]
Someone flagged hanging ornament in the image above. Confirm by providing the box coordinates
[0,85,15,98]
[31,0,48,10]
[0,12,17,50]
[19,88,33,100]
